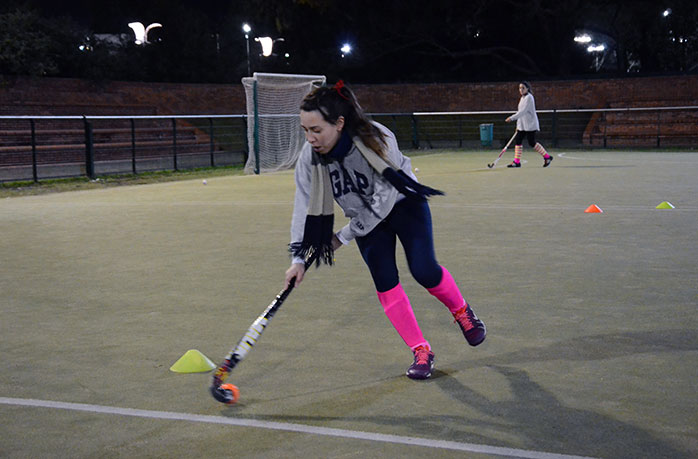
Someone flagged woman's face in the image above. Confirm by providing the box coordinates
[300,110,344,154]
[519,84,528,96]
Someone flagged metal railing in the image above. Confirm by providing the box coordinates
[0,115,248,182]
[375,106,698,150]
[1,106,697,182]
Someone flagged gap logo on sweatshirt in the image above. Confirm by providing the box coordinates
[330,169,369,197]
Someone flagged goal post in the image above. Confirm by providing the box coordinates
[242,72,326,174]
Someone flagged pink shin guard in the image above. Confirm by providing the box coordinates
[427,266,466,313]
[377,284,429,351]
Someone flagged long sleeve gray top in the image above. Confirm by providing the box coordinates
[290,122,415,264]
[509,93,540,131]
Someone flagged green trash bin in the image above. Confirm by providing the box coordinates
[479,123,493,147]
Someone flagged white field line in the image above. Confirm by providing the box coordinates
[0,397,594,459]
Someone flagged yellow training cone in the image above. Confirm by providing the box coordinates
[656,201,675,209]
[170,349,216,373]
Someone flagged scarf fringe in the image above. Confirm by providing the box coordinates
[382,168,444,199]
[289,242,334,267]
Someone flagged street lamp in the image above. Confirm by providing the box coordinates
[586,44,606,71]
[242,23,252,76]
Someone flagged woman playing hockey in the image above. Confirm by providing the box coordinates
[505,81,553,168]
[284,81,486,380]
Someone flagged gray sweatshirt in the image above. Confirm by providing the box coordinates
[509,93,540,132]
[290,123,416,263]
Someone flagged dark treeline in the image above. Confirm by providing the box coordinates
[1,0,696,84]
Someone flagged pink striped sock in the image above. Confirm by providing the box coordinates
[377,284,429,351]
[426,266,467,313]
[514,145,522,162]
[534,142,549,157]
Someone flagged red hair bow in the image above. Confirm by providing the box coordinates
[334,80,350,100]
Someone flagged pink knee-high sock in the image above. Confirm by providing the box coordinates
[377,284,429,351]
[426,266,467,313]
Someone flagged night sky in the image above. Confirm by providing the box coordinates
[2,0,697,83]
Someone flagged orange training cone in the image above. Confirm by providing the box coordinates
[584,204,603,213]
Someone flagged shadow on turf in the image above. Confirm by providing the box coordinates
[558,165,635,168]
[228,330,695,458]
[469,329,697,367]
[237,371,687,458]
[433,365,687,458]
[236,365,688,458]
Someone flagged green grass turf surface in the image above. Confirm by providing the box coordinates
[1,150,696,458]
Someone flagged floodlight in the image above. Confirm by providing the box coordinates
[254,37,285,57]
[255,37,273,56]
[574,34,592,44]
[128,22,145,45]
[145,23,162,40]
[128,22,162,45]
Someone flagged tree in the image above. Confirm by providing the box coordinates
[0,8,83,76]
[1,0,695,83]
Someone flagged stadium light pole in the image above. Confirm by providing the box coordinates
[340,43,352,58]
[587,43,606,71]
[242,23,252,76]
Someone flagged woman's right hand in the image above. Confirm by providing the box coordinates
[285,263,306,289]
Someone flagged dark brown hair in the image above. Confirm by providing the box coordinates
[520,81,533,94]
[300,82,386,158]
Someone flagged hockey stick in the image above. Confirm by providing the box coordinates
[210,250,319,404]
[487,131,518,168]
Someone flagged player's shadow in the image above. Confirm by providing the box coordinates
[467,329,697,367]
[247,362,688,458]
[432,365,688,458]
[561,164,634,168]
[242,330,694,458]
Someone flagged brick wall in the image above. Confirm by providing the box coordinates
[352,75,698,112]
[0,76,246,116]
[1,74,697,116]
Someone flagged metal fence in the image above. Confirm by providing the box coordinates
[0,115,248,183]
[1,106,697,182]
[375,106,698,150]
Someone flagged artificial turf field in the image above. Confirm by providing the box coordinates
[1,150,696,458]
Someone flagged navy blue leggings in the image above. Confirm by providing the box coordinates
[355,198,442,292]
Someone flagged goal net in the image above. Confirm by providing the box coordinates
[242,72,326,174]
